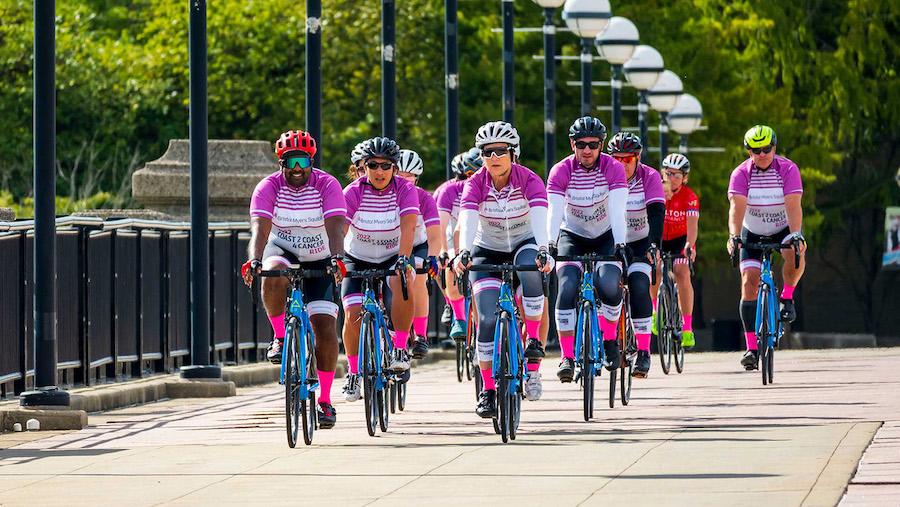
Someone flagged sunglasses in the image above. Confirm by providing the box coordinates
[282,156,312,170]
[750,145,774,155]
[665,170,684,178]
[481,147,511,159]
[613,155,637,164]
[366,161,394,171]
[574,140,601,150]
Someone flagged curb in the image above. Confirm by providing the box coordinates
[1,408,88,431]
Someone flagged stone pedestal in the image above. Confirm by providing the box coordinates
[132,139,276,220]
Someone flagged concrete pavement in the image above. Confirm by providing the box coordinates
[1,348,899,506]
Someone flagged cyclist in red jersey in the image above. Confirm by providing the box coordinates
[652,153,699,348]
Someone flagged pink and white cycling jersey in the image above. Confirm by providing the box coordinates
[413,186,441,246]
[460,164,548,252]
[249,169,347,261]
[344,176,420,263]
[728,155,803,236]
[626,163,666,243]
[435,179,465,220]
[547,154,627,239]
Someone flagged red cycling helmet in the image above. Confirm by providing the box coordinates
[275,130,317,159]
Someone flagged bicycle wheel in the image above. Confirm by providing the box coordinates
[466,302,476,382]
[389,381,397,413]
[284,321,301,448]
[378,329,390,433]
[657,284,673,375]
[621,309,634,406]
[673,286,685,374]
[301,326,317,446]
[509,327,523,441]
[455,338,464,382]
[581,302,595,421]
[398,380,407,411]
[758,290,770,386]
[360,316,378,437]
[496,313,511,443]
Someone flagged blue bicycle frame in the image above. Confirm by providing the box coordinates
[573,267,605,378]
[358,283,393,394]
[279,284,318,399]
[491,279,525,395]
[755,251,782,350]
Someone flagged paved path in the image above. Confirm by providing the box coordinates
[1,348,899,507]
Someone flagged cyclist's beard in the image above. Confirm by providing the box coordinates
[284,168,310,187]
[578,152,598,170]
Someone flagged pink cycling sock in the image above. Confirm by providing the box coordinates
[524,319,540,340]
[636,333,651,352]
[651,297,658,313]
[559,335,575,359]
[444,294,451,305]
[481,367,496,391]
[745,332,758,351]
[268,313,286,339]
[600,318,618,342]
[317,370,334,405]
[682,314,693,332]
[394,330,410,350]
[413,316,428,337]
[781,284,795,300]
[347,354,359,374]
[450,297,467,321]
[527,361,541,372]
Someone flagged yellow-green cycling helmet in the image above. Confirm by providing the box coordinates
[743,125,777,149]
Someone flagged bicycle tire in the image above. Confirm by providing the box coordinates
[673,285,685,374]
[758,289,769,386]
[284,321,301,448]
[389,381,397,414]
[581,301,595,421]
[361,315,377,437]
[766,345,775,383]
[301,325,317,446]
[510,323,523,441]
[398,380,407,411]
[657,284,673,375]
[378,328,390,433]
[497,313,511,443]
[456,339,464,383]
[466,301,476,382]
[621,309,634,406]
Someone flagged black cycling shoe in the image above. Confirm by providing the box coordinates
[410,337,429,360]
[441,304,453,325]
[779,298,796,323]
[741,350,760,370]
[393,368,411,384]
[557,357,575,383]
[524,339,545,359]
[475,389,497,419]
[632,350,651,378]
[317,402,336,429]
[603,339,620,371]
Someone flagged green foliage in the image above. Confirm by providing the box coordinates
[0,189,116,218]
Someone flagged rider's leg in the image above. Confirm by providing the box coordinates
[740,265,762,350]
[388,274,415,350]
[555,263,581,360]
[515,247,545,342]
[627,266,653,353]
[780,243,805,302]
[673,262,694,334]
[472,275,501,392]
[411,273,429,340]
[310,311,339,404]
[261,259,290,339]
[596,262,624,342]
[340,266,364,374]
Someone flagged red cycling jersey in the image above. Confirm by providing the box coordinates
[663,185,699,241]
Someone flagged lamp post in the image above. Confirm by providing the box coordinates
[667,93,703,153]
[445,0,459,180]
[647,70,683,163]
[306,0,322,167]
[382,0,396,138]
[595,16,638,134]
[502,0,514,123]
[532,0,565,175]
[622,45,663,162]
[562,0,611,116]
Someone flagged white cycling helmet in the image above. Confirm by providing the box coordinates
[661,153,691,174]
[397,149,424,176]
[350,142,366,165]
[475,121,520,151]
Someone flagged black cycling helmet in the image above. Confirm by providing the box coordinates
[569,116,608,141]
[360,136,401,163]
[607,131,643,155]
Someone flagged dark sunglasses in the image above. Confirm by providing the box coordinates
[481,147,511,159]
[366,161,394,170]
[574,140,601,150]
[750,145,774,155]
[282,156,312,170]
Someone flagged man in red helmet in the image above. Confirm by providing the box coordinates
[241,130,347,429]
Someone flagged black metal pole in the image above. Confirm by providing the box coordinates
[382,0,396,139]
[542,8,556,177]
[659,112,669,164]
[306,0,322,166]
[445,0,459,180]
[502,0,514,123]
[680,135,688,154]
[22,0,68,407]
[638,91,649,163]
[580,38,592,116]
[183,0,219,379]
[610,64,622,134]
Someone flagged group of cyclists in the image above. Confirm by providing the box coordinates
[240,118,806,430]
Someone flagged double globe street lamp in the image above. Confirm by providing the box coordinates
[622,45,664,161]
[647,69,684,162]
[595,16,639,134]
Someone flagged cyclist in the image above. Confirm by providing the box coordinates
[346,141,366,180]
[547,117,628,384]
[396,149,442,359]
[608,132,666,378]
[340,137,420,401]
[654,153,699,348]
[241,129,347,429]
[454,121,553,415]
[727,125,806,370]
[434,148,482,339]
